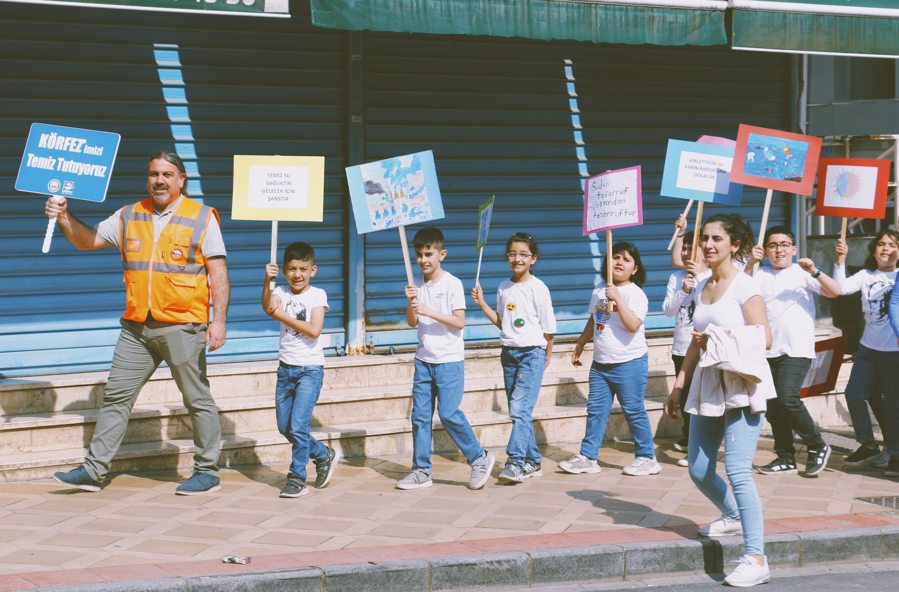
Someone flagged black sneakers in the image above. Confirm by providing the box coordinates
[804,444,831,477]
[757,457,798,475]
[844,444,881,468]
[313,446,340,489]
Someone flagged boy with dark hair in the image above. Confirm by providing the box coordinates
[746,226,841,477]
[262,242,338,498]
[396,227,495,490]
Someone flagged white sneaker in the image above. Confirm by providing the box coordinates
[677,457,689,467]
[622,456,661,476]
[724,555,770,587]
[698,515,743,537]
[559,454,601,474]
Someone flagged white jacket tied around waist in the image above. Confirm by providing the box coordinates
[684,324,776,417]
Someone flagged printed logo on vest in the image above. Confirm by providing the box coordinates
[125,238,142,253]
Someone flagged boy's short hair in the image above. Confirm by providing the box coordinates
[763,225,795,245]
[283,241,315,265]
[413,226,445,251]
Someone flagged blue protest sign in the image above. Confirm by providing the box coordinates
[660,139,743,205]
[16,123,121,202]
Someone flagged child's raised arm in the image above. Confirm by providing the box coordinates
[671,214,688,269]
[261,262,279,314]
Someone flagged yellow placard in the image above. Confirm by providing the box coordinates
[231,155,325,221]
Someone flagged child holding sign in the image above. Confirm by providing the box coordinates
[562,242,660,477]
[472,232,557,484]
[833,230,899,476]
[262,242,338,498]
[396,227,496,491]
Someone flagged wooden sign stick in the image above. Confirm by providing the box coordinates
[606,228,615,311]
[690,200,704,262]
[754,188,774,272]
[398,225,414,286]
[667,199,695,251]
[837,217,848,266]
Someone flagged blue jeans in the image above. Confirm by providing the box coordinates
[689,408,765,556]
[411,359,484,471]
[275,363,327,481]
[580,354,653,460]
[845,345,899,456]
[501,346,546,466]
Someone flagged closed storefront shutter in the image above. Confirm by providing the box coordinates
[0,1,347,376]
[360,33,791,347]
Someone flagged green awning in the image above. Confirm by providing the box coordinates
[731,1,899,57]
[310,0,728,46]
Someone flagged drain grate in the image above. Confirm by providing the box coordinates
[856,496,899,509]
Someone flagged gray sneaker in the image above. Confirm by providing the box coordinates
[498,460,543,483]
[622,456,661,476]
[559,454,601,474]
[395,468,432,490]
[313,446,340,489]
[468,452,495,490]
[279,477,309,498]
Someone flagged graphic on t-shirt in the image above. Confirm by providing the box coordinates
[513,318,525,328]
[865,280,893,324]
[594,299,611,333]
[285,299,307,336]
[676,299,696,328]
[507,302,516,311]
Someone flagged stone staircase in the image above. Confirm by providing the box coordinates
[0,338,855,482]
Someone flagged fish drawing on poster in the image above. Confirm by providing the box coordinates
[742,133,809,183]
[361,153,433,231]
[583,165,642,235]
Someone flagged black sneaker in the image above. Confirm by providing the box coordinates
[844,445,880,468]
[804,444,831,477]
[313,446,340,489]
[280,477,308,498]
[757,457,797,475]
[53,466,103,492]
[885,456,899,478]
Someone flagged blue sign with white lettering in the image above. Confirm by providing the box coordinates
[15,123,121,202]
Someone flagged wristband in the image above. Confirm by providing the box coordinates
[811,269,821,279]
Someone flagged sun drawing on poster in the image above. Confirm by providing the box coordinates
[830,169,861,200]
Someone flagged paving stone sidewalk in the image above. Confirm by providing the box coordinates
[0,434,897,591]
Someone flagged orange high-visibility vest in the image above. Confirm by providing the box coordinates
[119,196,219,324]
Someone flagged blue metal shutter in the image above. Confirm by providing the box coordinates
[360,34,792,347]
[0,1,347,376]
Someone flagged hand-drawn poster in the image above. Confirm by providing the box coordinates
[582,166,642,235]
[815,158,891,219]
[346,150,444,234]
[731,124,822,196]
[476,195,495,251]
[660,139,743,205]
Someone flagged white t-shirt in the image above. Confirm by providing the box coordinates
[414,271,465,363]
[663,269,711,356]
[692,272,763,333]
[96,197,227,258]
[755,264,821,359]
[272,285,329,365]
[589,282,648,364]
[496,276,557,347]
[834,265,898,352]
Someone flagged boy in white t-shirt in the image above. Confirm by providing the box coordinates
[395,227,495,491]
[262,242,338,498]
[746,226,841,477]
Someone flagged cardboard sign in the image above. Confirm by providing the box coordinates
[582,165,642,235]
[16,122,120,202]
[800,336,847,398]
[660,139,743,205]
[476,195,495,251]
[231,155,325,221]
[731,124,822,196]
[346,150,445,234]
[815,158,891,219]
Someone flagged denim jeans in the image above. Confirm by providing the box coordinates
[411,359,485,471]
[501,346,546,466]
[766,355,824,460]
[845,345,899,456]
[275,363,327,481]
[580,354,653,460]
[689,408,765,556]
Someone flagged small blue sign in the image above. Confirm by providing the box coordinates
[15,123,121,202]
[660,139,743,205]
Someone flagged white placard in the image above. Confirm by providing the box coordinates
[676,150,732,195]
[248,165,309,209]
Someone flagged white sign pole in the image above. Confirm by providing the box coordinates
[474,247,485,288]
[269,220,279,290]
[667,199,695,251]
[41,196,64,254]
